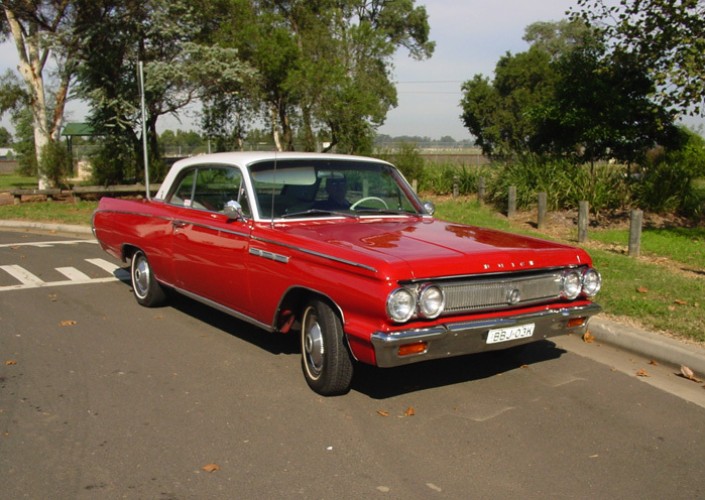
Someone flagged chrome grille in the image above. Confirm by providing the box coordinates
[440,271,564,315]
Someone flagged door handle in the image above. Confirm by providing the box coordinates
[172,220,188,229]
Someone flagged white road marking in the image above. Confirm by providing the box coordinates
[86,258,121,274]
[0,258,128,292]
[56,267,92,281]
[0,265,44,286]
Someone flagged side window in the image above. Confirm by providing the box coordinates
[169,170,197,208]
[168,166,250,216]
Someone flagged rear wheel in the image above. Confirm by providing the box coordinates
[300,298,353,396]
[130,250,167,307]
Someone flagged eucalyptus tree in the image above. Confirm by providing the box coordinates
[0,0,87,187]
[207,0,434,153]
[76,0,255,182]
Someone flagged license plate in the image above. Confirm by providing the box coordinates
[486,323,535,344]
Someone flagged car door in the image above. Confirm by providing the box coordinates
[167,164,254,316]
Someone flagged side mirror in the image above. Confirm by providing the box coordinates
[422,201,436,216]
[223,200,245,220]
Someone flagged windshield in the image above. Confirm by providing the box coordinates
[248,159,422,220]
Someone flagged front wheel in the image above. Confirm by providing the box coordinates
[130,250,167,307]
[300,298,354,396]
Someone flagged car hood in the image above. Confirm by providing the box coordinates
[276,218,592,279]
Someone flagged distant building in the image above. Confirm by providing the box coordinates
[0,148,16,159]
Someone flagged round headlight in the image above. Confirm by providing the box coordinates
[562,270,582,300]
[387,288,415,323]
[582,268,602,297]
[418,285,445,319]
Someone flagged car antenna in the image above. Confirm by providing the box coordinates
[138,61,150,200]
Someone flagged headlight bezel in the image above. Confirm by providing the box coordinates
[386,287,416,323]
[417,284,445,319]
[581,268,602,297]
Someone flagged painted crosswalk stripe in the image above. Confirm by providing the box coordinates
[56,267,92,281]
[0,265,44,286]
[86,258,120,273]
[86,258,130,281]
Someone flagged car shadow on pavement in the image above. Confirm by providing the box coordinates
[351,341,567,399]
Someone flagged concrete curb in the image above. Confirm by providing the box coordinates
[2,220,703,377]
[590,317,705,378]
[0,220,93,237]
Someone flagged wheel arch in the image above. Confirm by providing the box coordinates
[275,286,353,351]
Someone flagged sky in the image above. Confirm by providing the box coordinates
[2,1,699,141]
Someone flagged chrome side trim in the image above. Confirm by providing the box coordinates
[251,235,378,273]
[249,247,290,263]
[174,286,274,332]
[370,303,602,367]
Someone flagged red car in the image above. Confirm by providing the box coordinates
[92,152,601,395]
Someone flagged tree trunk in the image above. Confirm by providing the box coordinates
[4,7,72,190]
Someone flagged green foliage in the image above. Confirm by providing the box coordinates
[377,143,424,183]
[461,47,556,157]
[12,108,37,177]
[0,127,12,147]
[461,19,678,165]
[39,141,73,188]
[635,128,705,217]
[419,163,488,196]
[90,136,139,186]
[484,156,629,212]
[573,0,705,115]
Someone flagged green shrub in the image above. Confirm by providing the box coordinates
[90,136,138,185]
[39,140,73,188]
[635,128,705,218]
[484,156,629,213]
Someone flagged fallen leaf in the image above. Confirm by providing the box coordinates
[636,286,649,294]
[5,360,17,366]
[582,331,595,343]
[48,294,58,302]
[674,299,688,306]
[636,369,649,377]
[679,365,703,383]
[60,320,77,327]
[648,360,659,366]
[201,463,220,473]
[404,406,415,417]
[376,410,390,417]
[667,305,676,312]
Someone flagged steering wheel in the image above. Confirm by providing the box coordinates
[350,196,388,210]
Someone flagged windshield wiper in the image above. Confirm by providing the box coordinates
[280,209,358,219]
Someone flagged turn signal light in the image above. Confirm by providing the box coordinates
[567,317,587,328]
[398,341,428,357]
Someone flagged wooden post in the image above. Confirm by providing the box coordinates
[452,175,459,198]
[477,176,485,203]
[507,186,516,218]
[411,179,418,193]
[629,209,643,257]
[578,201,589,243]
[537,192,547,229]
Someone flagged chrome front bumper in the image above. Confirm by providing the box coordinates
[370,304,602,368]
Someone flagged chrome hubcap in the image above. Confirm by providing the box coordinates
[133,257,150,298]
[303,313,324,377]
